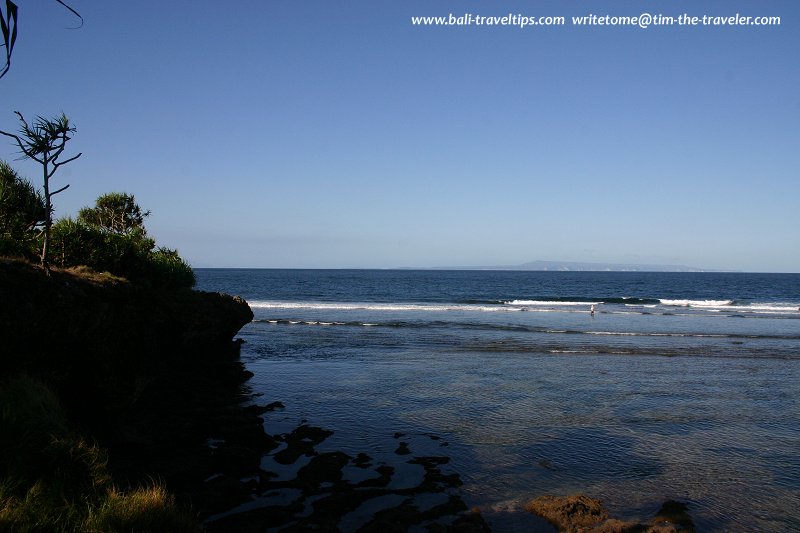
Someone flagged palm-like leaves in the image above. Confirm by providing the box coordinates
[1,1,82,80]
[0,0,18,80]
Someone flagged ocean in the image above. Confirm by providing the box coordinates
[195,269,800,531]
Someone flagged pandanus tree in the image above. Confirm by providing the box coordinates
[1,0,82,79]
[0,112,81,270]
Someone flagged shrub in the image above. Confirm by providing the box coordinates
[50,218,194,289]
[146,247,196,289]
[0,160,45,260]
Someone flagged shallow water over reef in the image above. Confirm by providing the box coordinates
[198,269,800,531]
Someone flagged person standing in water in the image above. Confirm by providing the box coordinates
[590,304,595,316]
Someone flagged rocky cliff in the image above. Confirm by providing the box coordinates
[0,258,266,524]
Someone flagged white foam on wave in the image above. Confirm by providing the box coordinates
[248,301,508,313]
[248,299,798,317]
[736,304,799,313]
[506,300,600,307]
[660,299,733,308]
[588,331,728,338]
[660,300,798,314]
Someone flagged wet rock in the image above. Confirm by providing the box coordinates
[525,495,696,533]
[446,508,492,532]
[354,452,373,468]
[360,499,423,531]
[525,494,609,532]
[411,456,450,467]
[293,451,351,491]
[395,442,411,455]
[590,518,645,532]
[273,425,333,464]
[204,500,305,532]
[650,500,695,532]
[196,475,253,516]
[356,464,395,488]
[411,456,462,490]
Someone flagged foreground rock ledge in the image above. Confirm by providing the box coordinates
[0,259,257,520]
[1,258,254,431]
[525,494,695,533]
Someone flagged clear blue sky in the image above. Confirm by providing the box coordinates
[1,0,798,271]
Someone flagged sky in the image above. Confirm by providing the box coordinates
[1,0,798,271]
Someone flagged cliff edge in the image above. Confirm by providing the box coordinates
[0,259,262,521]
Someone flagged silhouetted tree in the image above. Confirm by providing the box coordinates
[0,112,81,270]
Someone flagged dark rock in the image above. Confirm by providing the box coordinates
[354,452,373,468]
[448,509,492,532]
[195,475,253,516]
[293,451,351,491]
[211,443,261,474]
[651,500,695,532]
[356,464,395,488]
[273,425,334,465]
[204,500,305,532]
[395,442,411,455]
[410,456,450,467]
[263,401,285,411]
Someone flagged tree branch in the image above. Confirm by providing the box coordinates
[13,110,28,130]
[55,0,83,29]
[51,183,70,195]
[48,151,81,177]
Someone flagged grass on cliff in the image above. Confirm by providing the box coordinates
[1,256,128,286]
[0,374,199,532]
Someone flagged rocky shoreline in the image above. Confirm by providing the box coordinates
[0,259,489,530]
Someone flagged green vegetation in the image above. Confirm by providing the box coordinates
[2,18,208,529]
[0,160,195,288]
[78,191,151,235]
[0,161,46,258]
[0,112,82,270]
[0,374,199,532]
[52,192,195,288]
[0,120,197,528]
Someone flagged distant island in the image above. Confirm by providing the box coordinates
[426,260,714,272]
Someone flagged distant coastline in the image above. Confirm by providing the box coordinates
[424,260,718,273]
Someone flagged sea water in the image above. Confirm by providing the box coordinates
[195,269,800,531]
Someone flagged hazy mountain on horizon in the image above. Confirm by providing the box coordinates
[429,260,714,272]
